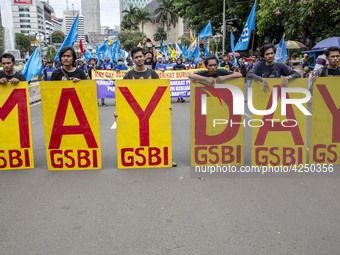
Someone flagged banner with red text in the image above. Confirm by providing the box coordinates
[251,79,308,166]
[40,80,102,170]
[0,82,34,170]
[310,78,340,164]
[190,79,245,166]
[116,79,172,168]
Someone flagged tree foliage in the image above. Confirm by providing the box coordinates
[15,33,36,57]
[135,8,152,34]
[118,30,146,52]
[0,27,4,55]
[121,4,139,31]
[154,0,179,41]
[153,27,167,42]
[45,46,57,60]
[175,0,340,51]
[178,34,190,46]
[51,31,65,44]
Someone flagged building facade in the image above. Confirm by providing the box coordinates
[51,15,62,32]
[62,10,85,43]
[11,0,46,41]
[81,0,101,34]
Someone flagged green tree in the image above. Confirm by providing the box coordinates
[0,27,4,54]
[51,31,65,44]
[153,27,167,42]
[135,8,152,34]
[257,0,340,47]
[178,34,190,46]
[154,0,178,43]
[118,30,146,52]
[121,4,139,31]
[15,33,36,57]
[45,46,57,60]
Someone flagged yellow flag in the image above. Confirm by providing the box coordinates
[138,42,141,47]
[190,31,194,44]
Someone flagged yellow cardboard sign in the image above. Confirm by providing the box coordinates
[309,78,340,164]
[116,79,172,168]
[190,79,245,166]
[251,79,307,166]
[0,82,34,170]
[40,80,102,170]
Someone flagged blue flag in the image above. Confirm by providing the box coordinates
[204,45,210,58]
[54,14,78,61]
[84,47,93,62]
[182,43,188,60]
[95,46,100,60]
[274,34,288,63]
[22,47,42,82]
[160,39,163,52]
[230,31,238,68]
[98,39,108,54]
[234,1,257,51]
[198,21,212,39]
[215,52,221,67]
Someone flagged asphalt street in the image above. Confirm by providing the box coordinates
[0,98,339,255]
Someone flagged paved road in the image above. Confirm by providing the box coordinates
[0,98,339,255]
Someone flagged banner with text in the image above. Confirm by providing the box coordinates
[40,80,102,170]
[190,79,245,166]
[93,69,205,99]
[0,82,34,170]
[310,78,340,164]
[251,79,307,166]
[116,79,172,168]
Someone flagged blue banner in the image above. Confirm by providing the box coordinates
[274,35,288,63]
[234,1,257,51]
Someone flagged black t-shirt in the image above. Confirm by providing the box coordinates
[194,69,234,78]
[50,68,87,81]
[0,70,26,81]
[123,68,159,79]
[88,65,102,79]
[145,60,156,70]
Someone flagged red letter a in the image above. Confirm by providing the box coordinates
[49,88,98,149]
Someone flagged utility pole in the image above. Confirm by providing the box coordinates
[222,0,226,55]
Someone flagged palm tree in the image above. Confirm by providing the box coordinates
[153,27,167,42]
[154,0,178,43]
[122,4,139,31]
[135,8,152,34]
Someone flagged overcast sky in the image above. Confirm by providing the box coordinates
[48,0,121,28]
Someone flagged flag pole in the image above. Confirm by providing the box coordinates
[251,0,256,56]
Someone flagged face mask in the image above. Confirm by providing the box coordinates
[118,62,123,65]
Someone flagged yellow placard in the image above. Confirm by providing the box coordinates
[190,79,245,166]
[309,78,340,164]
[40,80,102,170]
[116,79,172,168]
[0,82,34,170]
[251,79,307,166]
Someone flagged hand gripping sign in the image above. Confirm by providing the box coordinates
[115,79,172,168]
[251,79,308,166]
[310,77,340,164]
[40,80,102,170]
[0,82,34,170]
[190,79,245,166]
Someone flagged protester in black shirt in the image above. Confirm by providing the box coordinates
[189,55,242,86]
[123,47,159,79]
[313,47,340,77]
[173,57,186,102]
[142,38,157,70]
[50,46,87,81]
[0,53,26,84]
